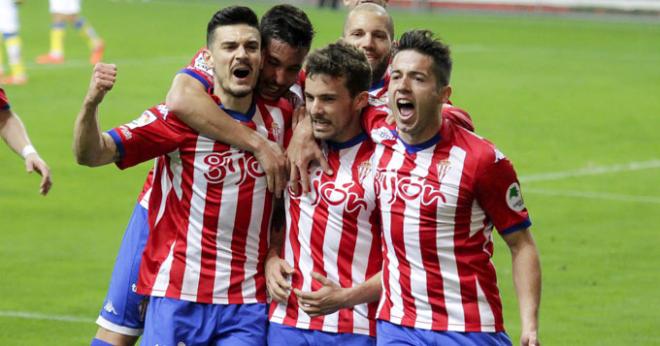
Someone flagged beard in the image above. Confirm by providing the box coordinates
[371,56,391,84]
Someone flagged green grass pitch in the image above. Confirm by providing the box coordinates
[1,0,659,344]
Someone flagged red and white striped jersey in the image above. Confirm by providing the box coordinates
[0,88,10,109]
[181,48,304,108]
[362,109,531,333]
[136,169,154,208]
[108,96,292,305]
[269,119,384,336]
[368,70,390,107]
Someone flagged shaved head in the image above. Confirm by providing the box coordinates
[344,3,394,38]
[343,0,389,9]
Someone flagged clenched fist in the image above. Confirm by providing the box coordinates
[85,63,117,106]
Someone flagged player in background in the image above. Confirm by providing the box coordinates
[36,0,104,65]
[75,6,289,345]
[342,3,394,104]
[0,88,52,194]
[266,42,382,346]
[89,5,315,346]
[167,4,316,197]
[0,0,27,85]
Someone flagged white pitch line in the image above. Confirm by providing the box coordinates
[525,188,660,204]
[0,310,92,324]
[24,55,191,71]
[520,159,660,183]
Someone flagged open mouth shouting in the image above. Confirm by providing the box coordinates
[396,97,415,123]
[231,65,252,81]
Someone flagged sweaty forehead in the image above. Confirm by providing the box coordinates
[392,50,433,73]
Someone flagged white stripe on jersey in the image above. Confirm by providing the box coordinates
[378,142,406,325]
[180,136,213,301]
[436,146,467,330]
[152,242,176,294]
[475,279,496,332]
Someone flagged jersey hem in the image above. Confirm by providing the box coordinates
[268,320,375,337]
[377,318,504,333]
[140,288,268,305]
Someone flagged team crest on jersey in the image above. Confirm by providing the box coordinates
[506,182,525,212]
[357,161,372,185]
[437,160,451,182]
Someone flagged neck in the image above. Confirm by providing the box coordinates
[214,83,253,113]
[329,113,362,143]
[398,108,442,145]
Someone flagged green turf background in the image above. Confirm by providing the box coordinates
[1,0,659,344]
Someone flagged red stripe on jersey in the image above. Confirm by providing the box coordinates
[390,153,418,327]
[419,145,450,330]
[375,144,395,322]
[196,141,228,302]
[283,193,303,326]
[334,143,372,333]
[255,191,272,302]
[227,168,257,303]
[165,136,198,299]
[452,143,483,331]
[307,150,341,330]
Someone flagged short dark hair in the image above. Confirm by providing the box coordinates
[305,41,371,97]
[395,30,452,87]
[260,4,314,50]
[206,6,259,47]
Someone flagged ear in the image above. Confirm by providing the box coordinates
[203,48,214,69]
[353,91,369,113]
[439,85,452,104]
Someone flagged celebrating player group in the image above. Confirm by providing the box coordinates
[73,1,541,345]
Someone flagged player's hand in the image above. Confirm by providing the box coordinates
[294,272,348,317]
[287,111,332,195]
[85,63,117,106]
[291,105,306,132]
[265,251,294,304]
[254,137,287,198]
[520,330,540,346]
[25,153,52,196]
[385,112,395,125]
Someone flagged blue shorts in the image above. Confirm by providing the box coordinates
[141,297,268,346]
[268,322,376,346]
[376,320,512,346]
[96,203,150,336]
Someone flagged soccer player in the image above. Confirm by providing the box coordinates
[0,0,27,84]
[370,30,541,346]
[75,6,289,345]
[0,88,52,195]
[36,0,104,65]
[266,42,383,346]
[89,5,315,346]
[342,3,394,104]
[167,4,316,197]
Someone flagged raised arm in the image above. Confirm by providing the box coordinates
[502,229,542,346]
[166,73,287,197]
[0,108,52,195]
[73,63,119,167]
